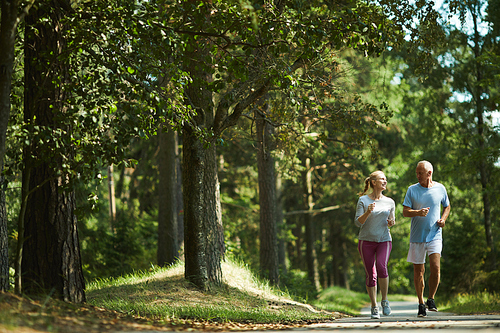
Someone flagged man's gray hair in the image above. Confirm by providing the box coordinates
[418,160,433,173]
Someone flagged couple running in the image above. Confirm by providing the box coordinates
[354,160,451,319]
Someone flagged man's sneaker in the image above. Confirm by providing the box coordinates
[418,303,427,317]
[371,306,380,319]
[381,300,391,316]
[426,298,438,312]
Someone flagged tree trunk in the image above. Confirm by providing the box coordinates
[0,0,19,169]
[256,112,279,284]
[304,157,321,291]
[290,216,303,269]
[476,101,496,270]
[470,3,496,271]
[276,162,287,275]
[108,164,116,232]
[0,3,24,289]
[157,126,179,266]
[0,172,8,291]
[204,143,225,283]
[181,5,224,287]
[183,127,208,289]
[21,0,85,303]
[176,137,184,259]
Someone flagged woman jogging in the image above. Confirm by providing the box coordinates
[354,170,395,319]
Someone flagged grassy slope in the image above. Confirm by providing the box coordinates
[85,260,342,324]
[0,260,343,332]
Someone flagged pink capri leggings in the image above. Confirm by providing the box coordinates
[358,240,392,287]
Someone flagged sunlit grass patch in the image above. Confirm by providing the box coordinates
[86,259,336,323]
[443,292,500,314]
[313,286,370,315]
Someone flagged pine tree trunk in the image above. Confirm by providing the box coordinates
[256,113,279,285]
[0,1,21,289]
[0,0,19,169]
[471,13,496,271]
[108,165,116,232]
[158,126,179,266]
[176,141,184,258]
[304,158,321,291]
[276,164,287,275]
[181,6,224,287]
[183,127,208,289]
[21,0,85,303]
[204,142,224,284]
[0,173,8,291]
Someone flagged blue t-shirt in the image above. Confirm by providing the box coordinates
[403,182,450,243]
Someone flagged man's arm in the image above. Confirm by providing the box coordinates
[437,204,451,228]
[403,205,430,217]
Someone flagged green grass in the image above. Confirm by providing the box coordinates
[442,292,500,314]
[86,259,337,324]
[313,286,370,315]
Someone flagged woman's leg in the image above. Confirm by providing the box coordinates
[366,285,377,307]
[358,240,378,307]
[379,277,389,301]
[376,241,392,301]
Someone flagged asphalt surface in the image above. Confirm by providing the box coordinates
[302,301,500,331]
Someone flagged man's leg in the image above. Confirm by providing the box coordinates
[414,264,425,305]
[428,253,441,300]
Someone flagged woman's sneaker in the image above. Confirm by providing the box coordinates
[371,306,380,319]
[381,300,391,316]
[426,298,438,311]
[418,303,427,317]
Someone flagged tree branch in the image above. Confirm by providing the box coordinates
[284,205,340,217]
[214,57,307,136]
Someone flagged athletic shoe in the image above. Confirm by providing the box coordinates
[371,306,380,319]
[426,298,438,312]
[418,303,427,317]
[381,300,391,316]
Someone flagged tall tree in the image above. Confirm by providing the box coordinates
[0,173,7,291]
[157,126,179,266]
[255,106,279,285]
[303,156,321,291]
[0,0,35,167]
[21,0,85,302]
[0,0,35,293]
[444,0,499,270]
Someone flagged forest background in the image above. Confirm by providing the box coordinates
[0,0,499,305]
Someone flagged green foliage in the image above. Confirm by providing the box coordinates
[279,269,319,303]
[78,166,158,281]
[80,211,158,281]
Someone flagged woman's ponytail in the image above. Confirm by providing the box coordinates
[358,171,384,196]
[358,177,371,196]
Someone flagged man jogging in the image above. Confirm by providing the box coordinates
[403,161,451,318]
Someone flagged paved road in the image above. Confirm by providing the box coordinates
[302,301,500,331]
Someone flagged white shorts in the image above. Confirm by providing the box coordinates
[407,239,442,264]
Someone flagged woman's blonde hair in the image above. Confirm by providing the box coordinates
[358,170,385,196]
